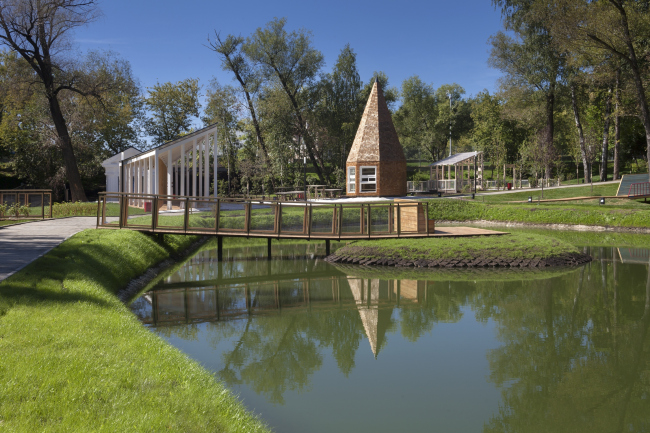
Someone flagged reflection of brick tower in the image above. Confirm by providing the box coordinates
[345,80,407,197]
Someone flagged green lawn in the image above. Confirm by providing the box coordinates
[480,183,621,203]
[340,232,579,262]
[426,198,650,228]
[0,230,269,432]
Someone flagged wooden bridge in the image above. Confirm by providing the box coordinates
[96,192,504,258]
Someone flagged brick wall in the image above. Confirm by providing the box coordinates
[346,160,406,197]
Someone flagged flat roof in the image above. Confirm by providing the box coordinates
[430,151,481,166]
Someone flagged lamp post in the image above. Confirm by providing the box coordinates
[447,91,452,157]
[303,156,307,201]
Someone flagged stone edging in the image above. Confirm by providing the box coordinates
[117,236,208,303]
[324,251,592,269]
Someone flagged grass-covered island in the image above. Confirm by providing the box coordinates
[326,233,592,268]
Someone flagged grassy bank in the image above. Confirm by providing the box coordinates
[427,198,650,228]
[334,232,579,262]
[0,230,268,432]
[0,219,30,227]
[481,183,620,202]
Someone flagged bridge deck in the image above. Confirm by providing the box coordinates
[97,193,507,241]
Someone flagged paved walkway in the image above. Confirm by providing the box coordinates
[0,217,99,282]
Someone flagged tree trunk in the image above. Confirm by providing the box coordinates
[600,86,612,181]
[571,85,590,183]
[47,94,87,202]
[545,79,556,182]
[614,69,621,180]
[616,3,650,177]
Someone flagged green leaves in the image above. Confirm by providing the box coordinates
[144,78,201,146]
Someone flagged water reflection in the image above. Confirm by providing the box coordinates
[131,244,650,432]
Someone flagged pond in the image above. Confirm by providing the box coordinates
[130,236,650,432]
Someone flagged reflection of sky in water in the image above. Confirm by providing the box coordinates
[130,244,650,433]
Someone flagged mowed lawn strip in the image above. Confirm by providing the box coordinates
[337,233,579,262]
[0,229,269,433]
[426,199,650,228]
[481,183,620,202]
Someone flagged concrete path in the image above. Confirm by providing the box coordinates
[0,217,99,282]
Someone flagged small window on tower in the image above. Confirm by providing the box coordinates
[360,166,376,192]
[348,167,356,193]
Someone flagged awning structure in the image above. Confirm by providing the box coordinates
[428,152,484,193]
[430,151,481,167]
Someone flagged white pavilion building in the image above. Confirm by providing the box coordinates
[102,124,219,206]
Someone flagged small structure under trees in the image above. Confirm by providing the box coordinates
[345,80,407,197]
[429,152,483,193]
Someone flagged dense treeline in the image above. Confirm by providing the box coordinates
[1,2,649,200]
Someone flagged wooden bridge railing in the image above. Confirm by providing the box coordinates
[97,192,433,240]
[0,189,52,220]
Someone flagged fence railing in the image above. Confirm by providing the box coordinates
[628,182,650,197]
[0,189,52,220]
[407,180,436,193]
[97,192,434,239]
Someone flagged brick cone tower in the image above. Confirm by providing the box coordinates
[346,80,406,197]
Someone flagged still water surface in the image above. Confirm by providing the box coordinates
[131,240,650,432]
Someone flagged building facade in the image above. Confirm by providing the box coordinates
[345,80,407,197]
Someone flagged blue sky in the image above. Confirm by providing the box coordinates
[75,0,505,125]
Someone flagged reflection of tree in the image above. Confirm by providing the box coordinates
[399,282,469,342]
[305,310,365,376]
[480,260,650,433]
[217,313,322,405]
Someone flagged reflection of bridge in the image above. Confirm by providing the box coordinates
[134,275,431,358]
[97,192,506,258]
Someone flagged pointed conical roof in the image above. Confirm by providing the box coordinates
[348,277,393,358]
[347,81,405,163]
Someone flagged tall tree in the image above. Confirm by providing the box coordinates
[202,80,242,195]
[318,44,363,170]
[490,0,565,179]
[394,76,438,161]
[0,0,100,201]
[244,18,326,182]
[208,33,272,173]
[0,50,143,196]
[548,0,650,175]
[144,78,200,146]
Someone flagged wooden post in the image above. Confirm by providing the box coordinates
[426,202,430,236]
[277,203,283,237]
[367,204,371,239]
[267,237,272,260]
[153,196,159,230]
[184,197,190,232]
[397,203,401,237]
[245,202,251,235]
[95,196,100,228]
[217,235,223,261]
[41,192,45,220]
[338,204,343,240]
[308,204,312,239]
[326,239,330,256]
[215,199,220,233]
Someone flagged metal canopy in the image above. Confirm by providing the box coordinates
[430,151,481,167]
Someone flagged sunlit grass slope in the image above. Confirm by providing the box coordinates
[0,230,268,432]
